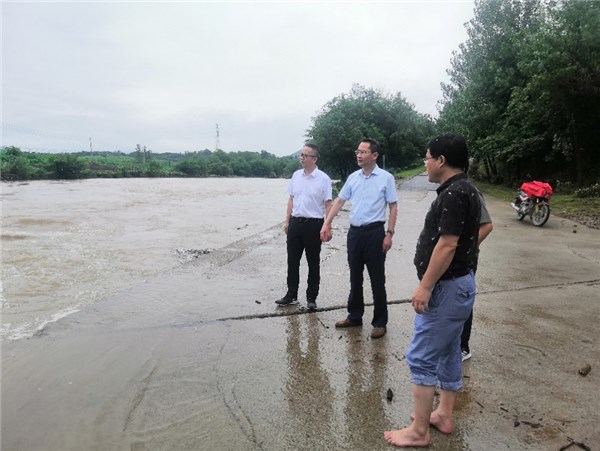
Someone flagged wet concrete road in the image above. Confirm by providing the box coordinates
[2,174,599,450]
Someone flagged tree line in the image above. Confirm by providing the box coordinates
[306,0,599,188]
[438,0,599,187]
[2,1,597,188]
[0,146,300,181]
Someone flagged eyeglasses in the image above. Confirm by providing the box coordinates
[300,153,316,159]
[355,150,371,155]
[423,156,437,164]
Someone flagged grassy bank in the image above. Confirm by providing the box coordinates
[395,167,426,180]
[474,181,600,230]
[392,171,600,229]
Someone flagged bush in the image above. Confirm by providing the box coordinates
[553,180,576,195]
[49,155,86,179]
[575,184,600,198]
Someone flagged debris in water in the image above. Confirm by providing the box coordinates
[173,248,213,263]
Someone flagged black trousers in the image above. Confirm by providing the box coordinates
[286,217,324,300]
[346,222,388,327]
[461,311,473,351]
[461,267,478,351]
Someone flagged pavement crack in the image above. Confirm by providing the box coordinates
[479,278,600,295]
[214,279,599,323]
[123,363,157,432]
[214,325,262,449]
[566,244,600,265]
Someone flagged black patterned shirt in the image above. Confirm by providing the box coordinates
[414,173,481,280]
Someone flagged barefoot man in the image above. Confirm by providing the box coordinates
[384,133,481,447]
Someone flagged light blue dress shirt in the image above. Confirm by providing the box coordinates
[339,165,398,226]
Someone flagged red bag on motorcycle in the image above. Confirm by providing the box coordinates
[520,181,553,199]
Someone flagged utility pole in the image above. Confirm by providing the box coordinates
[215,123,220,151]
[89,137,93,152]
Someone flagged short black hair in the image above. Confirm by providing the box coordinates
[361,138,380,154]
[427,133,469,172]
[304,143,320,158]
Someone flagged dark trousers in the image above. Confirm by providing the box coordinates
[346,223,388,327]
[461,311,473,351]
[286,217,324,300]
[461,267,477,351]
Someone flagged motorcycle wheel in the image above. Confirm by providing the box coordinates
[517,212,526,221]
[530,204,550,227]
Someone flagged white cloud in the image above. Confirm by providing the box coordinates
[2,1,474,155]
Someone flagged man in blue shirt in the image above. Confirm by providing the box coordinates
[320,138,398,339]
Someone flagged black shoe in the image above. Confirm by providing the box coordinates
[307,300,317,310]
[275,295,298,306]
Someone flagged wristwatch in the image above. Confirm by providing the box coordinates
[386,229,395,236]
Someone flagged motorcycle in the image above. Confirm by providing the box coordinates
[510,180,553,227]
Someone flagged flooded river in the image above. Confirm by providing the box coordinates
[1,177,289,340]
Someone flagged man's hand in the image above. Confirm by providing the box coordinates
[411,285,432,314]
[283,221,289,234]
[320,223,332,242]
[382,233,392,253]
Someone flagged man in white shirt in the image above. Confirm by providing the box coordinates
[276,144,333,310]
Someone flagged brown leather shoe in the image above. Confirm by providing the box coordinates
[370,327,386,339]
[335,318,362,328]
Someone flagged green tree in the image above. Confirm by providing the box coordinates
[133,144,153,164]
[503,0,600,184]
[1,146,33,180]
[175,158,208,176]
[439,0,546,182]
[230,157,251,176]
[307,84,434,180]
[438,0,599,186]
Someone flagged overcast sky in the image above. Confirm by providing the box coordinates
[2,1,475,156]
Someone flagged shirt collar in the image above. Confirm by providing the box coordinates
[303,166,320,177]
[361,164,380,177]
[436,172,467,195]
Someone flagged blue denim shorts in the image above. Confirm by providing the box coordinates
[406,273,476,391]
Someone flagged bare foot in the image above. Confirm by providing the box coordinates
[409,411,453,434]
[384,427,430,448]
[430,410,453,434]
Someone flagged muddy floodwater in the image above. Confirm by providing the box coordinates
[1,177,289,340]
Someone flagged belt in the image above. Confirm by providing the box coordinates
[291,216,324,223]
[439,270,472,280]
[349,221,385,231]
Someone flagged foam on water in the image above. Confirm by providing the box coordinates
[1,178,289,340]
